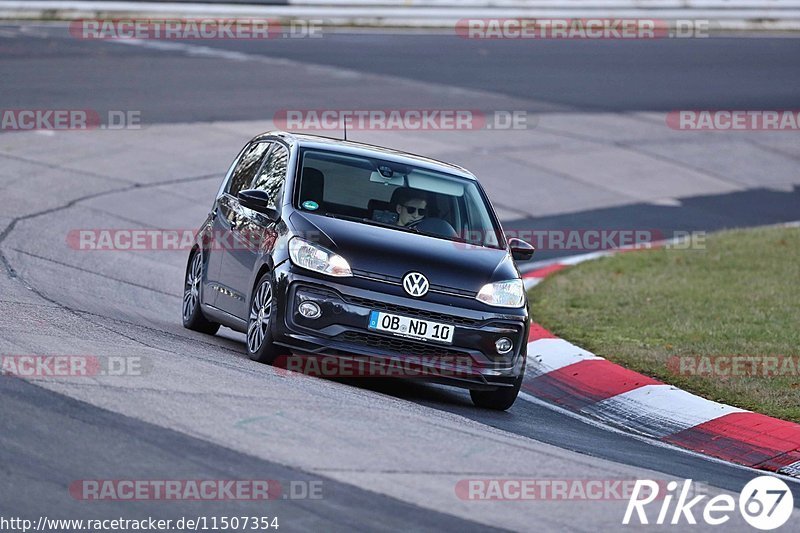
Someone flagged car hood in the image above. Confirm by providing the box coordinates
[289,211,518,293]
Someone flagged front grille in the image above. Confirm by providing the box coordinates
[341,295,483,327]
[336,331,470,358]
[353,269,476,298]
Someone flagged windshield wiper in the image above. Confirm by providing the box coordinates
[322,212,502,247]
[323,212,419,233]
[323,212,359,222]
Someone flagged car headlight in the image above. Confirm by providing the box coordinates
[476,279,525,308]
[288,237,352,277]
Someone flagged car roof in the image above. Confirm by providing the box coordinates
[252,130,477,180]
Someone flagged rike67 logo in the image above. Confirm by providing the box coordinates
[624,477,794,530]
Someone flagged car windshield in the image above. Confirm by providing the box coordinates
[295,148,504,249]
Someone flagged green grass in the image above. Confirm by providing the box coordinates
[529,225,800,422]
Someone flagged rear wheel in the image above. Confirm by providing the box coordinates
[246,273,281,364]
[470,357,525,410]
[182,251,220,335]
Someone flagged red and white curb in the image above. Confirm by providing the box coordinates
[520,233,800,479]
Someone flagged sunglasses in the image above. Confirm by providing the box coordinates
[403,205,426,216]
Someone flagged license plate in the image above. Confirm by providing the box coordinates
[368,311,454,345]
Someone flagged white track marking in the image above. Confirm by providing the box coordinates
[581,384,747,438]
[517,391,800,486]
[526,339,603,376]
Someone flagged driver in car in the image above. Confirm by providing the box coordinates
[393,188,428,227]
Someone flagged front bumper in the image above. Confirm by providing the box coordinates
[270,263,528,390]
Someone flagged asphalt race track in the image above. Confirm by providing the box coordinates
[1,23,799,531]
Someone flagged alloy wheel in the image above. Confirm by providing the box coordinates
[182,252,202,322]
[247,280,272,353]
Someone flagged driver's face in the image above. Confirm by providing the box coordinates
[397,199,427,226]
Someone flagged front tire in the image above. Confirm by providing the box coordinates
[470,357,525,410]
[246,272,281,364]
[182,251,220,335]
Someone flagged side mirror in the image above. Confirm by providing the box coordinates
[508,237,535,261]
[238,189,279,221]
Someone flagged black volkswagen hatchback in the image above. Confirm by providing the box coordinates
[182,131,535,409]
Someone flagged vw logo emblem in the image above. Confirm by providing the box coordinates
[403,272,429,297]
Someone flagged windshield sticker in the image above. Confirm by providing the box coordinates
[302,200,319,211]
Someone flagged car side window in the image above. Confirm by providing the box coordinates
[227,142,271,196]
[252,143,289,209]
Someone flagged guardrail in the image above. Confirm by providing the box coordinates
[289,1,800,5]
[2,0,799,30]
